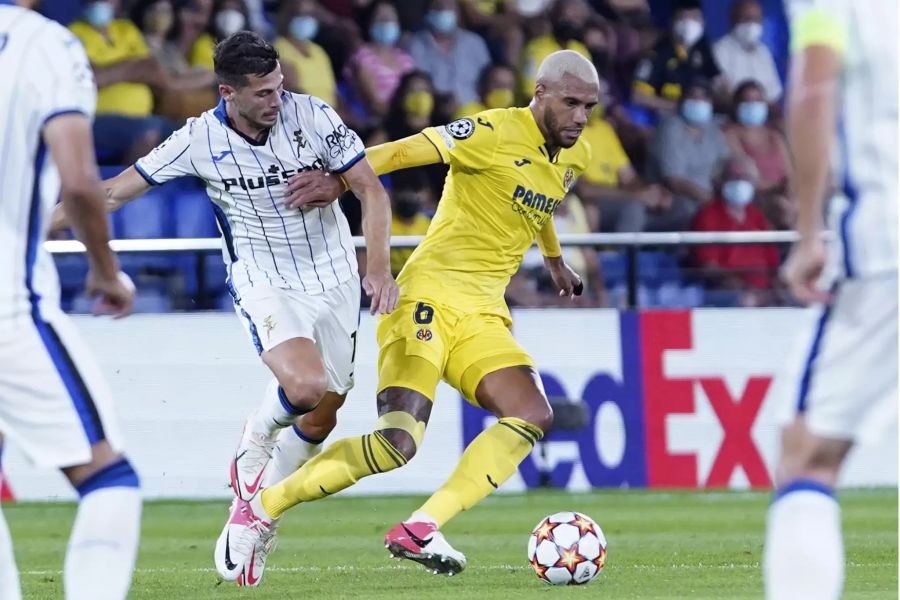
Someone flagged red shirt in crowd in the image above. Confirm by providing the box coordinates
[690,199,780,289]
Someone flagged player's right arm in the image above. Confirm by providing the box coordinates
[781,0,846,304]
[51,121,196,231]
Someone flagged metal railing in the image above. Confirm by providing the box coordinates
[46,231,804,308]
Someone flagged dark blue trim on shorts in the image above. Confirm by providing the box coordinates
[134,161,159,186]
[773,478,835,503]
[43,109,89,126]
[75,459,140,497]
[796,304,833,413]
[239,307,263,354]
[24,140,106,445]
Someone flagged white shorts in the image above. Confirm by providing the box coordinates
[781,274,898,440]
[231,276,361,394]
[0,309,123,468]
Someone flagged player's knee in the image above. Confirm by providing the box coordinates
[378,428,417,462]
[526,404,554,434]
[280,374,328,412]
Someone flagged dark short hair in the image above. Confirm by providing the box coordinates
[213,31,279,89]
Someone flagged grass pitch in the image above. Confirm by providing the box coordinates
[7,489,897,599]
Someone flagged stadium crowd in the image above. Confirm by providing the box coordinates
[50,0,807,308]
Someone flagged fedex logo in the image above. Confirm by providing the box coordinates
[462,311,773,489]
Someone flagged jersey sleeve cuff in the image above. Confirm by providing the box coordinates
[422,128,451,164]
[42,109,89,127]
[334,150,365,174]
[791,9,847,55]
[134,161,160,186]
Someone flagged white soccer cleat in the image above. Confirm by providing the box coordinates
[237,521,279,587]
[214,497,272,581]
[384,521,467,576]
[230,415,277,501]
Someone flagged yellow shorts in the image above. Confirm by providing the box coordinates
[376,299,535,405]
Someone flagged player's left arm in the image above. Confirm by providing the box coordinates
[343,158,399,315]
[781,0,845,304]
[283,133,444,209]
[538,219,583,299]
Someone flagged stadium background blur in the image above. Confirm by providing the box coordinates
[41,0,803,312]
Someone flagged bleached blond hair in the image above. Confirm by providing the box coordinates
[535,50,599,88]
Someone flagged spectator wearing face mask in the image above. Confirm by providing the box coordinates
[632,0,722,114]
[184,0,249,70]
[344,1,415,118]
[690,154,781,306]
[274,0,337,105]
[130,0,218,121]
[724,80,794,229]
[519,0,591,99]
[406,0,492,113]
[70,0,177,164]
[453,63,516,118]
[713,0,782,104]
[651,79,729,231]
[388,171,434,275]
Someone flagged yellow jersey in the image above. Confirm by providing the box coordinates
[274,37,337,106]
[69,19,153,117]
[580,114,630,187]
[390,213,432,275]
[399,107,591,321]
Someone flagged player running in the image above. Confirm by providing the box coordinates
[216,50,597,582]
[51,31,398,585]
[0,1,139,599]
[764,2,897,599]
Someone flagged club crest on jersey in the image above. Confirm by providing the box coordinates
[563,167,576,191]
[447,118,475,139]
[416,328,433,342]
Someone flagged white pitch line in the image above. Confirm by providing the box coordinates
[19,562,894,577]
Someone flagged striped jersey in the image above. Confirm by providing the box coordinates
[135,93,363,295]
[789,0,898,277]
[0,7,97,327]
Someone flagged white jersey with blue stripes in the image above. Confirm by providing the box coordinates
[136,93,362,295]
[0,6,96,327]
[789,0,898,277]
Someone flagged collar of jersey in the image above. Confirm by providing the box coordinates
[214,98,270,147]
[519,107,562,164]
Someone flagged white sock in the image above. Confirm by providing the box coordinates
[66,462,141,600]
[764,480,843,600]
[263,424,324,488]
[0,501,22,600]
[252,380,308,437]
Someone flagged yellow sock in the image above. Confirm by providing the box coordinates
[417,417,542,527]
[261,431,406,519]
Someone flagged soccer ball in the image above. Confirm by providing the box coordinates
[527,511,607,585]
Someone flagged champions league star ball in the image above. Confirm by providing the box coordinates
[527,511,607,585]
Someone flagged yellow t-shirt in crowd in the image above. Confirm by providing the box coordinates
[189,34,215,70]
[401,107,591,319]
[580,115,630,187]
[390,213,432,275]
[519,35,590,99]
[274,37,337,106]
[69,19,153,117]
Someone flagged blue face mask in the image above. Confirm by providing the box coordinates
[737,101,768,127]
[370,21,400,45]
[722,179,755,207]
[289,16,319,41]
[426,9,457,33]
[681,99,712,125]
[84,1,114,28]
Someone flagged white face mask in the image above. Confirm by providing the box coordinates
[674,18,703,47]
[215,9,245,37]
[722,180,755,207]
[734,21,763,46]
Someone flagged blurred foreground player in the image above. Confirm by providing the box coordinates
[0,1,140,599]
[764,2,898,599]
